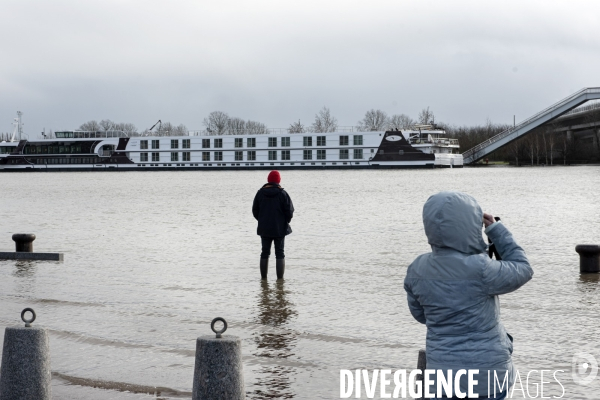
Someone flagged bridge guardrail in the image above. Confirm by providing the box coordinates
[557,101,600,119]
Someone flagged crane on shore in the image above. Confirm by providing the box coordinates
[146,120,161,136]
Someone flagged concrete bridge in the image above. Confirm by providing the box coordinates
[462,87,600,164]
[551,101,600,146]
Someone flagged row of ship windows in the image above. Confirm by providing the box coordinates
[140,149,365,162]
[140,135,364,150]
[22,145,86,154]
[5,158,101,165]
[142,139,192,149]
[7,149,370,164]
[2,135,367,154]
[5,159,364,167]
[139,162,364,167]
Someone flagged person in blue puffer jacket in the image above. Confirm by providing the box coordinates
[404,191,533,400]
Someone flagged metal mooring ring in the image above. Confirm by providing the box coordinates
[211,317,227,338]
[21,308,36,327]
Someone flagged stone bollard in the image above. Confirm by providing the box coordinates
[576,245,600,273]
[416,349,426,400]
[12,234,36,252]
[0,308,52,400]
[192,317,244,400]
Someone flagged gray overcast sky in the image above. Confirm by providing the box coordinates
[1,0,599,137]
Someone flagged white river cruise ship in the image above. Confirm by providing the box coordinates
[0,125,462,171]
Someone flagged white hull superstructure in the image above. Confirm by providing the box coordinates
[0,127,462,171]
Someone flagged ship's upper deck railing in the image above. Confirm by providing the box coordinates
[188,126,453,136]
[50,126,455,139]
[188,126,362,136]
[462,87,600,162]
[54,130,130,139]
[410,138,459,146]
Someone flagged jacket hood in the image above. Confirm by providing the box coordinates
[261,184,283,197]
[422,191,487,254]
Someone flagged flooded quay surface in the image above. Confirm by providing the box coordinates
[0,167,599,399]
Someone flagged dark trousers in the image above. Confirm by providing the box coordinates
[261,236,285,259]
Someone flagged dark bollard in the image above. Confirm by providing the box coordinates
[575,244,600,273]
[192,317,244,400]
[12,234,36,252]
[1,234,63,261]
[0,308,52,400]
[416,349,426,400]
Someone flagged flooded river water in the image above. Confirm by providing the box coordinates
[0,166,599,399]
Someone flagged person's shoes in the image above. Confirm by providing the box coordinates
[260,258,268,279]
[276,258,285,280]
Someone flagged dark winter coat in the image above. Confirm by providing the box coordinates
[252,183,294,238]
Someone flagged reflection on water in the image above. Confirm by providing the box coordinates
[252,280,297,399]
[13,261,36,278]
[578,273,600,285]
[12,261,37,293]
[577,273,600,303]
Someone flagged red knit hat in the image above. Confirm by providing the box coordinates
[267,170,281,184]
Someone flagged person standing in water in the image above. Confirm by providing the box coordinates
[404,191,533,399]
[252,170,294,280]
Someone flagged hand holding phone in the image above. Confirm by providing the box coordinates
[483,213,495,228]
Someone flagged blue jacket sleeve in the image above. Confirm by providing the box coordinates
[482,222,533,295]
[405,282,426,324]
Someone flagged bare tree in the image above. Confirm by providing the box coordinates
[522,134,536,166]
[99,119,114,131]
[173,124,188,136]
[508,136,524,166]
[311,107,338,133]
[418,107,435,125]
[288,120,305,133]
[79,120,101,131]
[358,109,389,131]
[388,114,415,130]
[547,130,557,165]
[228,117,246,135]
[80,120,138,135]
[246,120,268,135]
[112,122,137,135]
[542,130,548,165]
[525,129,542,165]
[540,123,561,165]
[159,121,174,136]
[121,123,137,135]
[561,133,569,165]
[535,131,541,165]
[203,111,230,135]
[563,131,578,164]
